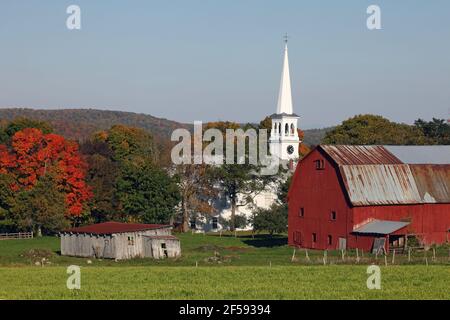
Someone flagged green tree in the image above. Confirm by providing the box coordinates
[251,203,288,236]
[211,163,278,231]
[176,163,217,232]
[81,140,120,222]
[116,162,180,224]
[277,174,292,204]
[323,114,426,145]
[10,175,69,236]
[414,118,450,145]
[89,125,180,223]
[259,116,272,132]
[96,125,157,164]
[0,174,16,232]
[5,117,53,138]
[219,214,248,231]
[206,121,280,231]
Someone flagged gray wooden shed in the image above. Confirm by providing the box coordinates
[60,222,181,260]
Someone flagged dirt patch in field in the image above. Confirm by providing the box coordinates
[203,251,239,264]
[21,248,54,265]
[223,246,253,252]
[194,244,221,252]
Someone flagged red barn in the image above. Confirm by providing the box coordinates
[287,145,450,253]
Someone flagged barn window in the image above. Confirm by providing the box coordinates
[315,159,325,170]
[212,217,218,229]
[127,236,135,246]
[327,235,333,245]
[331,211,337,221]
[299,207,305,218]
[312,233,317,243]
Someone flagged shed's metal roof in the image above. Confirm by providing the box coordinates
[353,220,410,235]
[143,235,179,240]
[320,145,402,165]
[63,222,171,235]
[384,146,450,164]
[340,165,423,206]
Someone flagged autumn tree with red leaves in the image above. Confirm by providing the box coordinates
[0,128,92,224]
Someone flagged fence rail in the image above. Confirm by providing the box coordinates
[0,232,33,240]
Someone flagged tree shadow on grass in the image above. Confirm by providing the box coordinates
[241,234,288,248]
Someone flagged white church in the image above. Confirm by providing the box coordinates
[194,40,301,232]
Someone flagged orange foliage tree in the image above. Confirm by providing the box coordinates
[0,128,92,217]
[297,129,311,157]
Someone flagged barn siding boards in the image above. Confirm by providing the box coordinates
[288,147,352,250]
[60,222,181,260]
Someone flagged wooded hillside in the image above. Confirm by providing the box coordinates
[0,108,191,141]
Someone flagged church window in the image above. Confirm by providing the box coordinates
[290,123,295,135]
[285,123,289,135]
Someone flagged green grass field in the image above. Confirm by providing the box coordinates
[0,233,449,299]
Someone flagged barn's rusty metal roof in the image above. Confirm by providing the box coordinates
[340,165,423,206]
[353,220,410,235]
[409,165,450,203]
[384,146,450,164]
[63,222,171,235]
[320,145,403,165]
[318,145,450,206]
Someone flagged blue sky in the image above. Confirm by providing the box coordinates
[0,1,449,128]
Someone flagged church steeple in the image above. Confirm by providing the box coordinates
[269,35,300,162]
[276,40,293,115]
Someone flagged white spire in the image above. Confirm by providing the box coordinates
[276,43,293,115]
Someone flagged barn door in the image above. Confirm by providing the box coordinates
[338,238,347,250]
[161,243,168,258]
[372,238,386,254]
